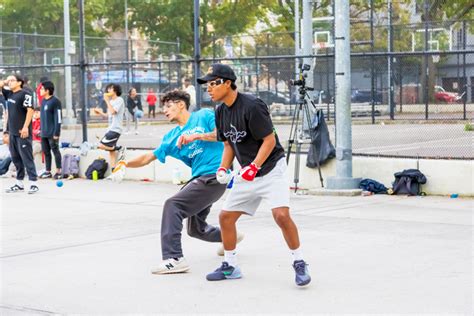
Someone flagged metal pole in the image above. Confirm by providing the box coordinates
[399,56,403,112]
[301,0,314,132]
[294,0,300,81]
[301,0,314,90]
[462,20,467,119]
[177,37,181,86]
[423,0,429,120]
[267,33,270,92]
[0,4,3,66]
[326,0,360,190]
[212,34,216,62]
[63,0,75,125]
[193,0,202,109]
[125,0,130,93]
[19,32,25,68]
[78,0,88,142]
[388,0,394,120]
[370,0,375,124]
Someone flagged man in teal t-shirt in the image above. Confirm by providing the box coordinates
[112,90,241,275]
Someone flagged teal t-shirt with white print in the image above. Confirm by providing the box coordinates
[153,109,223,178]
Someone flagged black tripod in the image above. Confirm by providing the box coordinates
[286,86,324,192]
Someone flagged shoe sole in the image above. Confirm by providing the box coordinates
[151,266,190,275]
[296,277,311,286]
[207,269,242,281]
[207,274,242,281]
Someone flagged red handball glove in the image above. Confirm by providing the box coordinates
[240,163,260,182]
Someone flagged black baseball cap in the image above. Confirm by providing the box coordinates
[197,63,237,84]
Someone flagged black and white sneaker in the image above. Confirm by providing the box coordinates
[28,185,39,194]
[53,173,63,180]
[5,184,24,193]
[39,171,52,179]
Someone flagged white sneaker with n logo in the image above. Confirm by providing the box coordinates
[151,257,190,275]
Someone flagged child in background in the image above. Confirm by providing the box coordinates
[32,107,43,164]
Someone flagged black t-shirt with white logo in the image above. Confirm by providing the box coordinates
[2,88,34,136]
[215,92,285,177]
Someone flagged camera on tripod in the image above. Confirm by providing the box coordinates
[290,63,313,104]
[290,63,311,87]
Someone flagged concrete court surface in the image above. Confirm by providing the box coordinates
[0,178,472,315]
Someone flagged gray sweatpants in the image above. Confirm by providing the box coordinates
[161,174,226,260]
[9,134,38,181]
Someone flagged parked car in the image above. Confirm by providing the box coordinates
[351,89,383,104]
[257,90,291,105]
[434,85,462,103]
[313,89,334,104]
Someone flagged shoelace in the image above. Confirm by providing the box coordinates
[294,261,307,275]
[218,262,230,271]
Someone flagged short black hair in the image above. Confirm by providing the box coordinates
[105,83,122,96]
[161,89,190,110]
[230,81,237,90]
[12,74,25,88]
[42,81,55,95]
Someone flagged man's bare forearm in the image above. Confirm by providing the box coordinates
[197,130,217,142]
[126,152,156,168]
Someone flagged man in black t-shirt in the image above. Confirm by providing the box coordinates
[0,74,39,194]
[39,81,62,179]
[197,64,311,286]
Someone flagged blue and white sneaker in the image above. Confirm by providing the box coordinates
[206,262,242,281]
[293,260,311,286]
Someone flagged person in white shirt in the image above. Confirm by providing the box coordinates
[182,78,196,112]
[0,131,12,176]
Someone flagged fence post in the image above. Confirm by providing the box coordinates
[462,20,467,120]
[388,0,395,120]
[193,0,202,109]
[423,0,429,120]
[78,0,88,142]
[370,0,375,124]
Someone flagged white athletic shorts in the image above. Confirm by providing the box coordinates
[223,158,290,216]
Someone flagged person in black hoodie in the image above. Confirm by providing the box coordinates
[125,87,143,135]
[38,81,62,179]
[0,74,39,194]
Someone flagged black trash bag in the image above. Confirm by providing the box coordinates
[359,178,388,194]
[306,110,335,168]
[392,169,427,196]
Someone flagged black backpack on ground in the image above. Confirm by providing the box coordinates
[85,158,108,179]
[392,169,427,196]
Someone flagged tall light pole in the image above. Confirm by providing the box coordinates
[78,0,88,142]
[63,0,75,125]
[294,0,300,80]
[326,0,361,190]
[193,0,201,109]
[125,0,130,92]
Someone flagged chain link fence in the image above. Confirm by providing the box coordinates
[1,18,473,159]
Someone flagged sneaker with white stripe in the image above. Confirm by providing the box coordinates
[5,184,24,193]
[151,257,190,275]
